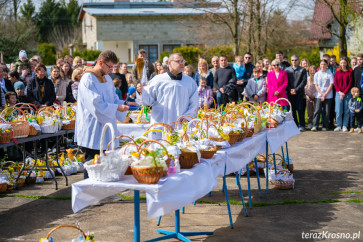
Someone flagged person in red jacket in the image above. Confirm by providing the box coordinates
[334,57,353,132]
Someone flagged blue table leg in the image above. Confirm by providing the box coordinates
[235,171,248,216]
[182,206,186,213]
[285,142,291,171]
[157,216,162,226]
[246,164,252,208]
[208,192,211,197]
[254,158,262,198]
[281,146,285,161]
[144,210,213,242]
[265,141,269,194]
[223,174,234,229]
[134,190,140,242]
[273,153,277,175]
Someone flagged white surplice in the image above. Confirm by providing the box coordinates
[75,73,127,150]
[142,73,199,124]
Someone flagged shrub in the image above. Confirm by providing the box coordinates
[172,46,201,66]
[37,43,56,65]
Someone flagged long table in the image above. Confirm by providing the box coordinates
[72,120,299,241]
[0,130,75,190]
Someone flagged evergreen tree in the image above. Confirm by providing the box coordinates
[20,0,35,22]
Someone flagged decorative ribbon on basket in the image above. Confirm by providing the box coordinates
[84,123,130,182]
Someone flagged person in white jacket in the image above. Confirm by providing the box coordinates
[142,53,199,124]
[244,67,266,103]
[75,50,136,175]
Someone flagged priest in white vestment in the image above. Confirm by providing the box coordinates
[142,53,199,124]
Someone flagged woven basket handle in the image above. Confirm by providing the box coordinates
[174,115,194,130]
[100,123,115,155]
[147,122,174,132]
[275,98,292,110]
[106,135,136,151]
[137,140,170,160]
[46,224,85,240]
[122,143,139,155]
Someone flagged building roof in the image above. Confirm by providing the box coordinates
[310,0,335,40]
[310,0,363,40]
[82,7,225,17]
[78,1,224,21]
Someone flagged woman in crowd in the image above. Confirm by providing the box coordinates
[334,57,353,132]
[8,71,21,88]
[305,65,317,129]
[311,60,334,131]
[26,63,56,108]
[149,60,162,80]
[61,62,73,83]
[73,56,83,67]
[301,59,310,73]
[135,82,143,105]
[49,65,69,104]
[184,65,194,77]
[69,67,83,101]
[266,59,289,108]
[194,59,213,88]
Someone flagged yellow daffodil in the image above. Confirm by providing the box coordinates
[36,116,44,124]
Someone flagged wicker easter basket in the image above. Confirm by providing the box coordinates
[0,131,12,144]
[275,98,293,122]
[200,149,217,159]
[85,123,130,182]
[0,183,7,192]
[16,178,25,187]
[1,107,30,138]
[45,224,86,241]
[179,149,199,169]
[38,111,62,134]
[270,170,294,189]
[241,102,262,134]
[246,128,254,137]
[137,140,171,176]
[62,119,75,130]
[130,145,166,184]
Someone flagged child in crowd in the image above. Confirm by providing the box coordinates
[305,65,317,129]
[113,78,123,100]
[244,67,266,103]
[233,56,246,82]
[198,76,213,108]
[312,60,334,131]
[13,50,30,74]
[14,81,29,103]
[183,65,194,77]
[5,91,17,107]
[126,73,135,88]
[71,67,83,101]
[159,64,168,75]
[348,87,362,133]
[126,87,137,103]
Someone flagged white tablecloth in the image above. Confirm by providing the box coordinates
[265,120,300,153]
[117,123,150,138]
[221,132,267,174]
[72,159,218,218]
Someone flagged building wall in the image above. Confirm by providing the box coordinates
[82,13,98,50]
[81,14,228,62]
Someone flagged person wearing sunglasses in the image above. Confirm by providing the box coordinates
[142,52,199,124]
[285,54,307,131]
[266,59,290,108]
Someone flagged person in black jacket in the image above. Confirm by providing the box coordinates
[109,62,128,100]
[286,54,307,131]
[27,63,56,108]
[213,54,237,105]
[276,50,290,70]
[353,53,363,98]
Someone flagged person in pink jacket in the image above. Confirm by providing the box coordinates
[266,59,289,107]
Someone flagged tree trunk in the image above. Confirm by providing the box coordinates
[247,0,253,52]
[233,0,240,56]
[256,0,262,60]
[338,0,348,58]
[13,0,18,21]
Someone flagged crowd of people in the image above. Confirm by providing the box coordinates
[1,49,363,134]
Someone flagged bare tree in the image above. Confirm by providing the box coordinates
[50,24,82,54]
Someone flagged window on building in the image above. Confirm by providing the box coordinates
[163,44,181,53]
[139,45,158,63]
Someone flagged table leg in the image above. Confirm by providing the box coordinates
[223,174,234,229]
[235,171,248,217]
[45,139,58,190]
[246,164,252,208]
[273,153,277,175]
[265,141,269,194]
[157,216,162,226]
[254,158,262,198]
[134,190,140,242]
[145,209,213,242]
[285,142,290,170]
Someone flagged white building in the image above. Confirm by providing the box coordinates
[78,0,228,63]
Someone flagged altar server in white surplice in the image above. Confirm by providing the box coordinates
[75,51,136,173]
[142,53,199,124]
